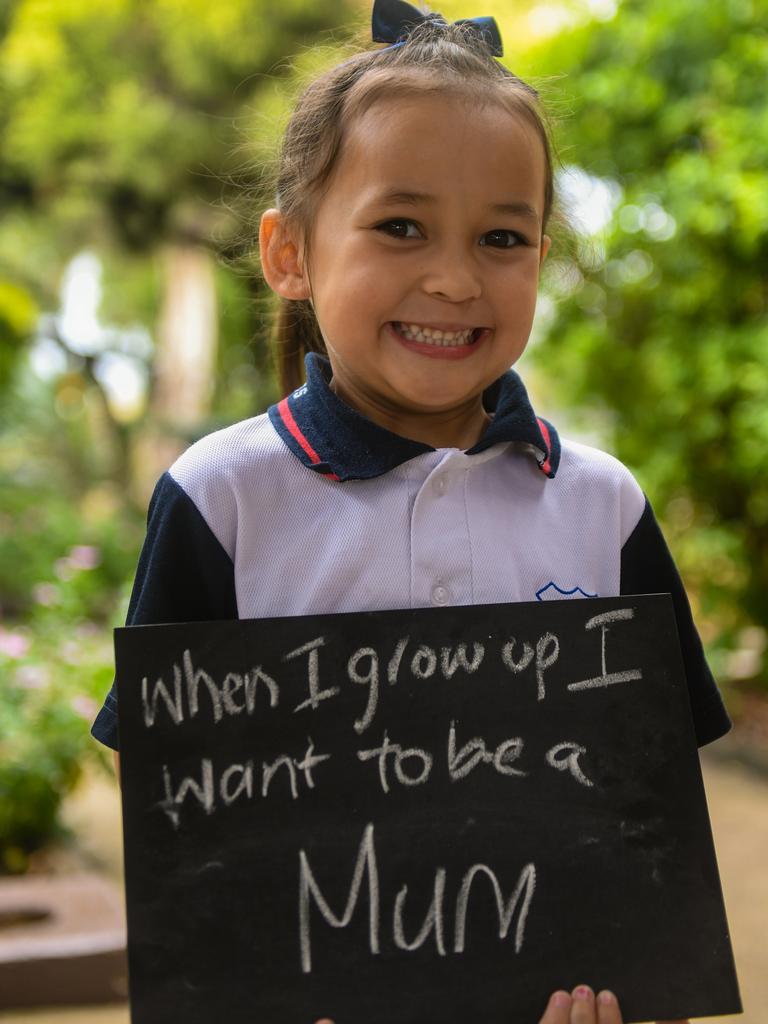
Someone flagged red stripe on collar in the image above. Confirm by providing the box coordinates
[536,417,552,476]
[277,397,341,481]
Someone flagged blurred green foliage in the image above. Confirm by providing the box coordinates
[0,621,117,873]
[0,0,358,248]
[532,0,768,679]
[0,278,36,390]
[0,425,142,621]
[0,365,143,870]
[0,0,359,872]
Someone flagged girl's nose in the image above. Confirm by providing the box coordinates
[421,249,482,302]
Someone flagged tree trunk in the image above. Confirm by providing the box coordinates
[132,242,218,501]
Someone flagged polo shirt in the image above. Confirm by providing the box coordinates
[91,354,730,751]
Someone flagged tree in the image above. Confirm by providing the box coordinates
[0,0,360,492]
[530,0,768,679]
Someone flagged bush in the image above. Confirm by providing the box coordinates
[0,443,141,871]
[0,617,117,872]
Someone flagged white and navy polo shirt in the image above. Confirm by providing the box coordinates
[92,354,730,751]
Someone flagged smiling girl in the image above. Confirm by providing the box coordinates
[93,2,729,1021]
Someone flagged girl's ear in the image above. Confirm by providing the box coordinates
[539,234,551,265]
[259,209,311,300]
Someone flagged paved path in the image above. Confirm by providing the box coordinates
[696,751,768,1023]
[1,753,765,1023]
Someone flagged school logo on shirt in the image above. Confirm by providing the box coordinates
[535,581,598,601]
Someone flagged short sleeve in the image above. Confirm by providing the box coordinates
[620,496,731,747]
[90,472,238,751]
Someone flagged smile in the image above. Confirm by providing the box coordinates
[393,321,484,347]
[387,321,489,360]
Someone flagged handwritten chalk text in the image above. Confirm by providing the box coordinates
[139,608,642,735]
[298,822,536,973]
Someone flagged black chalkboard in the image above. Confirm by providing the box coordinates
[116,595,740,1024]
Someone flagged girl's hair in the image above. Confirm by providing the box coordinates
[269,14,556,394]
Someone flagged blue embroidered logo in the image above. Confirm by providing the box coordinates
[535,581,598,601]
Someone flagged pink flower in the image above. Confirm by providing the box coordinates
[15,664,50,690]
[60,640,81,665]
[0,628,30,659]
[54,558,74,581]
[33,583,59,606]
[71,695,98,720]
[68,545,101,570]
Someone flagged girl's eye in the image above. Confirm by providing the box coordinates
[480,229,528,249]
[374,221,529,247]
[374,219,423,239]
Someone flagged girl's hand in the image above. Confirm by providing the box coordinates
[314,991,692,1024]
[539,987,622,1024]
[538,985,691,1024]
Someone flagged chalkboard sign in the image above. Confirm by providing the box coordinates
[116,595,740,1024]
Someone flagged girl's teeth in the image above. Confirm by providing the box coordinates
[396,322,475,346]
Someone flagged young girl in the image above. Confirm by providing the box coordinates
[93,3,728,1021]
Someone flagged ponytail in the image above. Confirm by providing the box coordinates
[272,298,327,395]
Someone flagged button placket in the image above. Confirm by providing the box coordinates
[410,453,473,608]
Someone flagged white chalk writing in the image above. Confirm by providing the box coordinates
[298,823,536,973]
[447,721,527,782]
[141,654,278,728]
[348,647,379,735]
[357,731,433,793]
[299,822,380,974]
[545,741,594,787]
[158,738,331,828]
[289,637,339,713]
[440,642,485,679]
[568,608,643,692]
[393,871,447,955]
[454,861,536,954]
[387,636,410,685]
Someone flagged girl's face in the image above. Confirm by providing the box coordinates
[266,92,550,446]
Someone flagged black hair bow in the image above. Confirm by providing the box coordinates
[371,0,503,57]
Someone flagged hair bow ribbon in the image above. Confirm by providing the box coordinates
[371,0,503,57]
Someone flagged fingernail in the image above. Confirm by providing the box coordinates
[573,985,592,1001]
[552,991,570,1008]
[598,990,616,1005]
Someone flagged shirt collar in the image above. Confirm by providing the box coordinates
[267,353,560,482]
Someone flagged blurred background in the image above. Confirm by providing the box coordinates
[0,0,766,1020]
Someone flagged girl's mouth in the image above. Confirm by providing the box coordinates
[388,321,488,358]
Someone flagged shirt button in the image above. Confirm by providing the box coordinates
[431,584,449,606]
[434,477,446,496]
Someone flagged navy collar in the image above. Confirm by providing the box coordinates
[267,353,560,482]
